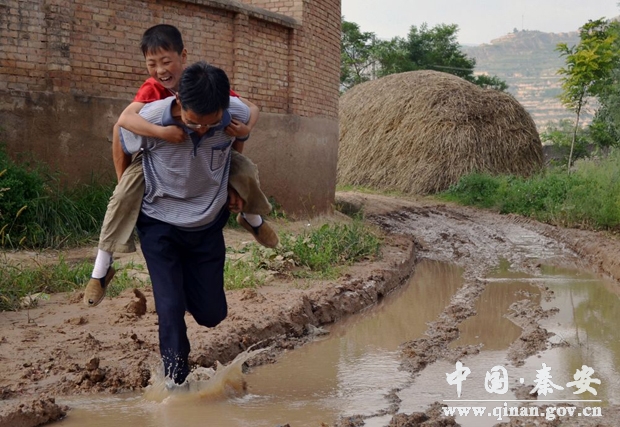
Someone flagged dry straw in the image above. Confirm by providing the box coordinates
[338,70,543,194]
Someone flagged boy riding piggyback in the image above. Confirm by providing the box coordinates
[84,24,277,307]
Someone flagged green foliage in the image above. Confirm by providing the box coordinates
[233,220,382,282]
[0,257,91,311]
[224,258,266,290]
[442,173,500,208]
[540,119,590,166]
[440,150,620,230]
[557,19,618,110]
[0,258,147,311]
[590,104,620,147]
[0,146,46,246]
[564,154,620,228]
[589,21,620,148]
[0,144,112,248]
[374,23,507,91]
[106,262,148,298]
[277,221,381,273]
[389,23,476,78]
[341,19,380,90]
[556,19,620,169]
[340,19,507,92]
[470,74,508,92]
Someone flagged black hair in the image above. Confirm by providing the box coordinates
[178,61,231,115]
[140,24,184,56]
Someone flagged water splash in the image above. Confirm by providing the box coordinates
[143,347,266,403]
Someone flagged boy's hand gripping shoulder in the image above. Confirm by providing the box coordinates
[156,125,186,143]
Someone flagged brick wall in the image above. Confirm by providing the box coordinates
[243,0,341,117]
[0,0,339,117]
[242,0,304,20]
[0,0,341,214]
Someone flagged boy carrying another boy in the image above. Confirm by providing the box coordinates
[84,24,277,307]
[123,60,247,386]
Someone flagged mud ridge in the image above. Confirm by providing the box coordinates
[0,232,417,425]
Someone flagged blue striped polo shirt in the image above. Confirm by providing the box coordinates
[120,96,250,229]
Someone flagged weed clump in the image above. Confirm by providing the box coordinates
[440,149,620,230]
[0,145,112,249]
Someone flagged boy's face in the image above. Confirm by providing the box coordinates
[145,48,187,92]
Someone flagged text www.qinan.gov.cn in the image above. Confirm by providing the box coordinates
[442,403,602,421]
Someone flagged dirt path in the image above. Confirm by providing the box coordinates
[2,192,620,427]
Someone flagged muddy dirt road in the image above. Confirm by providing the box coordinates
[1,192,620,426]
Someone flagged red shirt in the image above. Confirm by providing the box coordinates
[133,77,239,103]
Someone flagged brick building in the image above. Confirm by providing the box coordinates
[0,0,341,215]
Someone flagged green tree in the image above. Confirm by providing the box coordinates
[375,23,508,91]
[340,20,507,92]
[340,19,379,91]
[471,74,509,92]
[589,20,620,148]
[556,19,619,170]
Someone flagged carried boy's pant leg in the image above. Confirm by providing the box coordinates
[228,151,272,216]
[98,154,144,253]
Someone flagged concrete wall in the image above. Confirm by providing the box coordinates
[0,0,341,215]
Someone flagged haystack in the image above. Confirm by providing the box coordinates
[338,70,543,194]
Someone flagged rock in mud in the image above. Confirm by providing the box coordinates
[126,289,147,316]
[0,397,67,427]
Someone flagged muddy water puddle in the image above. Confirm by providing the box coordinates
[55,260,460,426]
[55,260,620,427]
[397,264,620,427]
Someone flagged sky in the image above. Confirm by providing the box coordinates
[341,0,620,45]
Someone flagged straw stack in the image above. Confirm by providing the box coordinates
[338,70,543,194]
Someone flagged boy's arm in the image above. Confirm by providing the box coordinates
[117,102,186,143]
[227,96,259,154]
[239,96,259,131]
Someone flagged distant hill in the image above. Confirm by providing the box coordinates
[462,30,585,130]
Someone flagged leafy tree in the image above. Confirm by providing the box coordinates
[375,23,508,91]
[589,20,620,148]
[340,19,379,90]
[471,74,508,92]
[340,20,507,92]
[556,19,620,170]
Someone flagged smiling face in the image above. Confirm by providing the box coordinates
[144,48,187,92]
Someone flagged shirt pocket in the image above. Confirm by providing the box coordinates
[210,141,231,171]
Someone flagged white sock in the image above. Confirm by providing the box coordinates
[92,249,113,278]
[242,213,263,228]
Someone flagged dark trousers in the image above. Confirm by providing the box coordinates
[137,210,229,384]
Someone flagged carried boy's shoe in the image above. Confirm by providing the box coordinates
[83,266,116,307]
[236,213,279,248]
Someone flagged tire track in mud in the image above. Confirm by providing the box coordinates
[343,205,583,425]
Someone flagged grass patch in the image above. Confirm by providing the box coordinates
[0,257,147,311]
[230,219,382,284]
[439,150,620,231]
[2,218,382,310]
[0,145,113,249]
[278,221,381,272]
[224,257,266,290]
[106,261,149,298]
[0,257,91,311]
